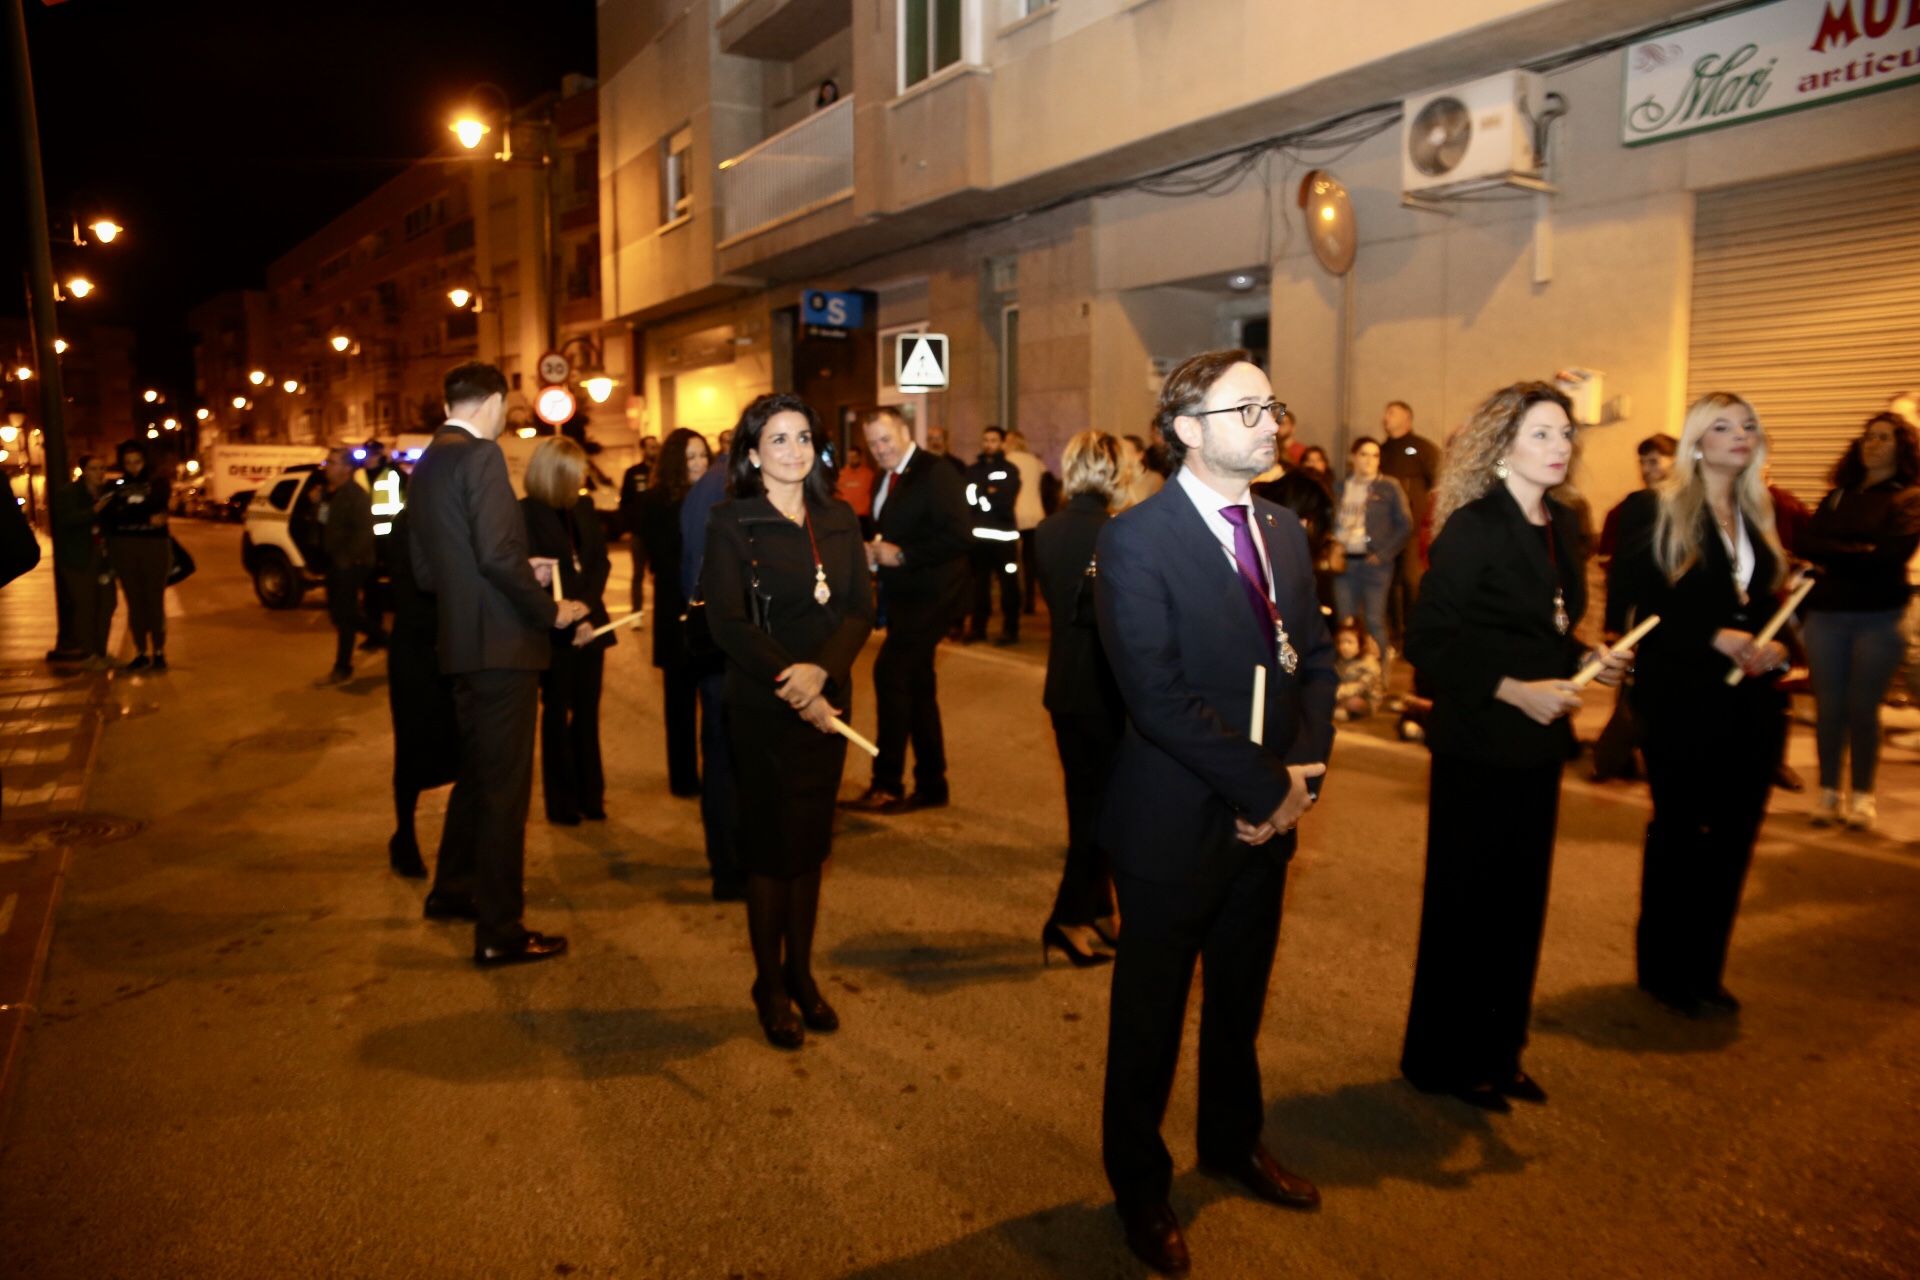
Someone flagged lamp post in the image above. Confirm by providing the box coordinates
[449,84,559,356]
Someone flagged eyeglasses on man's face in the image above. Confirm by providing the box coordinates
[1192,400,1286,430]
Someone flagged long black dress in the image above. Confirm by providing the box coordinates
[636,486,700,793]
[521,496,616,821]
[1608,492,1786,1008]
[385,511,458,794]
[1402,487,1590,1091]
[702,495,873,877]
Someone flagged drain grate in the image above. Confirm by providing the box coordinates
[0,813,143,850]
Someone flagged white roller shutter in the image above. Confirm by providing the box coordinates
[1688,149,1920,505]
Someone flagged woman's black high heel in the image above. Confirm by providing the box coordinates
[1042,921,1113,969]
[785,973,840,1033]
[751,981,804,1050]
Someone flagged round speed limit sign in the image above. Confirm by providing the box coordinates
[537,351,571,385]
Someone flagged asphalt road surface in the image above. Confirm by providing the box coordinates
[1,519,1916,1278]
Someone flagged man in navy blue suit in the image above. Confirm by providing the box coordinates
[1094,348,1337,1275]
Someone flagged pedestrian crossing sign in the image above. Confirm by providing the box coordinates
[895,333,949,392]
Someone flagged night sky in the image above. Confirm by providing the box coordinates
[2,0,597,397]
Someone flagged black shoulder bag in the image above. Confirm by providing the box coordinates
[681,516,773,661]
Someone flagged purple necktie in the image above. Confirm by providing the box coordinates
[1219,505,1276,659]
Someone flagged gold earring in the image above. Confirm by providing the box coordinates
[1495,459,1509,480]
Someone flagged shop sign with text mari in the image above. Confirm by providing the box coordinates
[1623,0,1920,145]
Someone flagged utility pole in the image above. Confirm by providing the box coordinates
[5,0,78,656]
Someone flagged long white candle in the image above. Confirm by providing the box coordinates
[1571,613,1661,689]
[587,610,646,640]
[1726,576,1815,686]
[830,716,881,757]
[1251,664,1267,746]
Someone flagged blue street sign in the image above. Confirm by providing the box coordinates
[801,289,864,329]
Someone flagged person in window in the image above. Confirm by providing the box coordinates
[100,439,172,673]
[815,78,840,108]
[521,437,616,825]
[701,394,872,1049]
[634,428,712,797]
[1608,392,1792,1019]
[1799,412,1920,831]
[1402,382,1625,1111]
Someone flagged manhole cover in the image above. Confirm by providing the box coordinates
[0,814,143,850]
[224,727,355,754]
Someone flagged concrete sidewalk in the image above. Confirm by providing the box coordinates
[0,537,115,1123]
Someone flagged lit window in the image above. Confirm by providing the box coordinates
[902,0,964,90]
[662,126,693,224]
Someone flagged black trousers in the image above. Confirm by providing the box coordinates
[1401,753,1562,1089]
[697,668,741,889]
[1386,543,1423,649]
[1637,693,1781,1002]
[60,562,116,658]
[325,565,372,672]
[1103,850,1288,1211]
[539,644,605,820]
[969,543,1020,638]
[108,535,168,652]
[872,604,948,795]
[663,660,701,793]
[1049,709,1122,924]
[436,668,539,949]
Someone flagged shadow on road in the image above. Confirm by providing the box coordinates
[1532,982,1741,1055]
[356,1004,745,1081]
[1263,1077,1527,1191]
[840,1196,1137,1279]
[828,930,1042,993]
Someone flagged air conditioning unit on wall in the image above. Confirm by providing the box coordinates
[1402,70,1546,197]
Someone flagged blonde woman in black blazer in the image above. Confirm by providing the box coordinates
[1402,382,1626,1112]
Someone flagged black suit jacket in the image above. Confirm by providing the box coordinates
[1093,480,1337,885]
[521,495,616,649]
[1035,492,1122,718]
[873,447,970,620]
[1406,487,1589,766]
[1607,489,1788,708]
[408,424,557,674]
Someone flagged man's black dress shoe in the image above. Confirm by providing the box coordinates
[547,811,582,827]
[1200,1146,1321,1210]
[1406,1073,1512,1113]
[474,930,568,967]
[1117,1201,1189,1275]
[1498,1071,1548,1105]
[580,807,607,821]
[888,789,950,813]
[423,891,478,921]
[389,834,428,879]
[841,785,904,813]
[1698,987,1742,1017]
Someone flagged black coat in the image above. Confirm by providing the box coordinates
[1607,490,1789,713]
[384,512,458,791]
[1407,487,1590,767]
[872,447,971,625]
[407,425,557,674]
[633,486,689,667]
[701,495,874,876]
[1035,492,1122,719]
[520,495,616,650]
[1093,481,1337,885]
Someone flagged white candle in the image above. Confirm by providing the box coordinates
[1251,664,1267,746]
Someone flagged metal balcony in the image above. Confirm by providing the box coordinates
[716,97,854,245]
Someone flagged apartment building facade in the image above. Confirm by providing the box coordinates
[199,76,632,450]
[597,0,1920,514]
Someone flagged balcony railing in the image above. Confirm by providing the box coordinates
[717,96,854,243]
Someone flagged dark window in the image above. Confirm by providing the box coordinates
[446,311,479,341]
[574,142,596,194]
[375,280,400,314]
[268,479,298,509]
[442,219,475,254]
[403,202,436,240]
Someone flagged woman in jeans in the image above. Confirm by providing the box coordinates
[1331,436,1411,678]
[1800,412,1920,831]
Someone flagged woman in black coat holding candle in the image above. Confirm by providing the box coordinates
[1402,382,1625,1112]
[702,393,873,1049]
[1608,392,1791,1019]
[634,427,713,796]
[521,437,616,825]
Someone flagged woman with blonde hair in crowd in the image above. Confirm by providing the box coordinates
[521,436,617,825]
[1401,381,1625,1111]
[1034,430,1128,966]
[1609,392,1793,1018]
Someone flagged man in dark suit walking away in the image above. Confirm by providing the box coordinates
[408,363,589,967]
[844,408,971,813]
[1095,349,1337,1275]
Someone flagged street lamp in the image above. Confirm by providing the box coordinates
[145,427,158,439]
[63,276,93,299]
[329,332,353,353]
[583,375,616,404]
[52,339,67,355]
[88,219,122,244]
[248,369,268,386]
[231,395,247,410]
[195,408,210,421]
[0,426,18,445]
[13,366,31,381]
[282,379,300,394]
[162,417,178,431]
[451,116,491,152]
[448,285,474,310]
[143,389,159,403]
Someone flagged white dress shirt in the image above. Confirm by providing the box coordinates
[445,417,481,439]
[872,442,917,520]
[1176,464,1276,604]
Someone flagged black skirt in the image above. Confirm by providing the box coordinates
[729,699,849,878]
